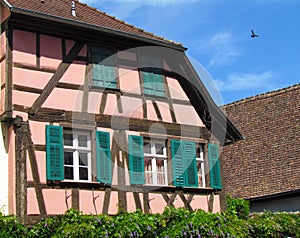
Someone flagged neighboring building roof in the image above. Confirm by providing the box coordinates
[221,84,300,199]
[1,0,185,50]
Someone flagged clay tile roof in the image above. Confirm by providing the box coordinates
[4,0,184,49]
[221,84,300,199]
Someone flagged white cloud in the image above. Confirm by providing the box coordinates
[198,31,241,67]
[215,71,274,92]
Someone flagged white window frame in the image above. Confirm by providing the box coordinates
[63,130,92,182]
[196,144,206,188]
[144,139,168,186]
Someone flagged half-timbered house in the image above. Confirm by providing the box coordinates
[0,0,243,223]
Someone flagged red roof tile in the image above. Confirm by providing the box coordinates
[4,0,184,49]
[221,84,300,199]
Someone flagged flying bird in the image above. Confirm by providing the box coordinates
[251,30,259,38]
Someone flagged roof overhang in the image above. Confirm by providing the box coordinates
[1,1,187,52]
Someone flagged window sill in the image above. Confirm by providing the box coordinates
[46,181,220,193]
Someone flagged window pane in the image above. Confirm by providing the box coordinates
[79,167,88,180]
[144,141,151,154]
[64,152,73,165]
[196,145,203,158]
[144,158,152,172]
[155,143,164,155]
[79,153,88,166]
[197,161,203,187]
[78,135,88,147]
[64,166,74,180]
[64,133,73,146]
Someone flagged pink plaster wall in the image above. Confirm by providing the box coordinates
[43,88,83,112]
[126,193,144,212]
[173,104,204,126]
[43,189,69,215]
[7,127,15,214]
[27,188,39,215]
[149,194,166,214]
[59,61,86,85]
[119,96,143,119]
[103,94,117,115]
[156,101,172,123]
[13,30,36,66]
[146,100,159,121]
[12,90,39,108]
[79,190,105,215]
[167,77,189,101]
[108,192,118,214]
[26,151,46,184]
[40,35,62,69]
[13,67,52,89]
[29,121,46,145]
[87,92,102,114]
[118,68,141,94]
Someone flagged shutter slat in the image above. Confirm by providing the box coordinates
[184,141,198,187]
[128,135,144,185]
[96,131,112,184]
[171,140,185,187]
[46,125,64,181]
[208,143,222,189]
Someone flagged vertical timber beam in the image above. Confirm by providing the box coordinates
[143,192,150,214]
[14,116,27,223]
[208,192,215,213]
[24,123,47,217]
[71,189,79,210]
[5,25,12,119]
[114,130,127,213]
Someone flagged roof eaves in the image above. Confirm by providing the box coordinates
[2,0,12,8]
[9,6,187,51]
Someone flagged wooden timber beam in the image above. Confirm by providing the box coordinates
[13,116,27,223]
[29,41,85,115]
[23,123,47,218]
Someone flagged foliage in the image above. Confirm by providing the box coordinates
[226,194,250,219]
[1,203,300,237]
[0,213,27,238]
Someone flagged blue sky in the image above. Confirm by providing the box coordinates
[80,0,300,104]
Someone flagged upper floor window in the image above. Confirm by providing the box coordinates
[144,139,168,186]
[63,130,92,182]
[91,45,117,89]
[141,56,165,97]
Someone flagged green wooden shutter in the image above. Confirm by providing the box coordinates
[143,71,154,95]
[171,140,185,187]
[208,143,222,189]
[46,125,64,181]
[184,141,198,187]
[128,135,144,185]
[92,46,117,89]
[96,131,112,184]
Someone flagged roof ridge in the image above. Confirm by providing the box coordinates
[76,0,182,46]
[224,83,300,107]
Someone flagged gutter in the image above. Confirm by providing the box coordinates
[2,0,12,8]
[247,189,300,203]
[7,5,187,52]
